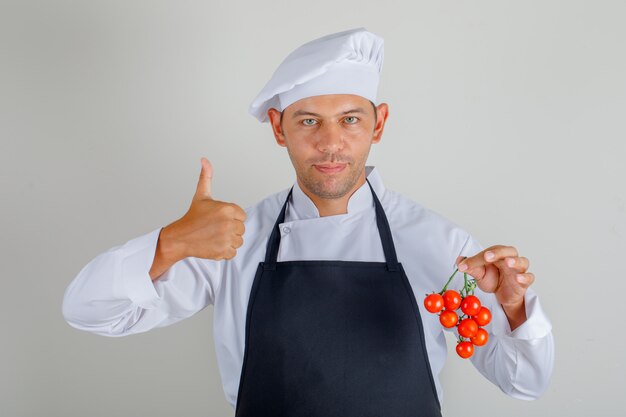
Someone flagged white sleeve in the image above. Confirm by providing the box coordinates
[62,227,223,337]
[458,234,555,400]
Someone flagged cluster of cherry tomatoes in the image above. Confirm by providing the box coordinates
[423,265,492,359]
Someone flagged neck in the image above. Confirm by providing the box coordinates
[298,171,367,217]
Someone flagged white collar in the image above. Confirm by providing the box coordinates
[286,166,386,221]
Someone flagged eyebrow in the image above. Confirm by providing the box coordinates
[291,107,367,119]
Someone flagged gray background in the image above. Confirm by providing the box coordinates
[1,0,624,416]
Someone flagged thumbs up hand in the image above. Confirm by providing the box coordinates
[194,156,215,200]
[154,158,247,272]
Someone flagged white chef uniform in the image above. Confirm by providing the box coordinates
[62,165,555,408]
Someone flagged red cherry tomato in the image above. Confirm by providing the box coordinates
[461,295,481,316]
[442,290,462,310]
[456,341,474,359]
[474,306,492,326]
[457,318,478,338]
[424,293,444,313]
[471,328,489,346]
[439,310,459,328]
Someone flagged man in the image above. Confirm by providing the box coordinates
[63,28,554,416]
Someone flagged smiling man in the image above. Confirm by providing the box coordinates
[269,94,387,215]
[63,28,554,416]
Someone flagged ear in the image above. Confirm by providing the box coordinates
[372,103,389,144]
[267,108,287,147]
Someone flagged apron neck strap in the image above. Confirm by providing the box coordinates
[264,179,400,271]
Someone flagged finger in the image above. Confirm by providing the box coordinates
[515,272,535,289]
[223,247,237,260]
[230,204,247,222]
[474,264,501,293]
[455,255,486,280]
[504,256,529,273]
[233,221,245,236]
[458,245,519,272]
[194,157,213,200]
[231,235,244,249]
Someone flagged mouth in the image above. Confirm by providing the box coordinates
[314,164,347,174]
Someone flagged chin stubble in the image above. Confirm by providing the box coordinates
[300,159,366,200]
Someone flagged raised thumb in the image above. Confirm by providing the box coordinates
[195,157,213,199]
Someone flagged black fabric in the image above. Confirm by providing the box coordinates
[235,181,441,417]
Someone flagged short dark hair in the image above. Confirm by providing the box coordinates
[279,100,378,130]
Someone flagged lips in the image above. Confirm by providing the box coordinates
[314,164,347,174]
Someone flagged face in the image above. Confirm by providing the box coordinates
[268,94,389,200]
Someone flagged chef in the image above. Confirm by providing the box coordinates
[63,28,554,416]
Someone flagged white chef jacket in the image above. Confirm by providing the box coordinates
[62,166,554,408]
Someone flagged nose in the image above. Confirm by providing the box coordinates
[316,123,344,154]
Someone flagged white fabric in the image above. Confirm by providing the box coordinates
[62,166,554,408]
[249,28,384,122]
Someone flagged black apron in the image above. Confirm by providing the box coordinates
[235,181,441,417]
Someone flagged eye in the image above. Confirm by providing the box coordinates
[344,116,358,124]
[302,119,318,126]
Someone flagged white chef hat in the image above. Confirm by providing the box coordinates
[248,28,384,123]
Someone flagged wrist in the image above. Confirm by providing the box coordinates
[501,298,527,331]
[157,223,186,264]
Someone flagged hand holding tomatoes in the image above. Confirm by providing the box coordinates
[423,262,492,359]
[456,245,532,331]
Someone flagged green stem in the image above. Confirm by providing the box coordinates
[454,272,467,298]
[459,272,466,297]
[440,268,459,294]
[440,256,467,294]
[465,272,477,295]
